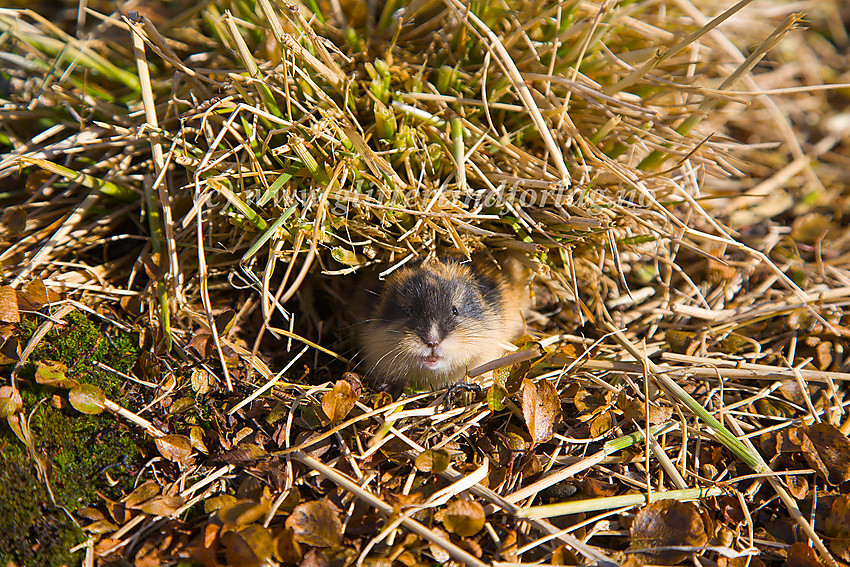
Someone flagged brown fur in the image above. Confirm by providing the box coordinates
[357,256,530,390]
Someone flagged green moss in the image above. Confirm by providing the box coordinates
[0,310,147,564]
[0,449,84,566]
[23,390,142,503]
[1,309,227,563]
[20,310,138,401]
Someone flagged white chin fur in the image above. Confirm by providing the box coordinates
[362,326,510,389]
[420,357,445,371]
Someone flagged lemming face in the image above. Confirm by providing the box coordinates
[362,260,507,388]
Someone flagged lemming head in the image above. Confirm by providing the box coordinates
[361,259,507,388]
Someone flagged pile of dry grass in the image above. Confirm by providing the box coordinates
[2,0,850,565]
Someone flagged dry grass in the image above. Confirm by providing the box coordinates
[2,0,850,565]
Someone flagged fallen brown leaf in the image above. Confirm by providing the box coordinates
[785,542,824,567]
[285,499,343,547]
[802,422,850,485]
[274,526,303,564]
[321,379,357,424]
[155,434,194,463]
[0,385,23,417]
[521,378,561,446]
[0,326,20,365]
[629,500,709,564]
[428,526,452,563]
[415,448,450,473]
[442,499,485,538]
[0,285,19,323]
[618,391,673,425]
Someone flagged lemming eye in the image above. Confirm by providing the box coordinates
[451,306,459,316]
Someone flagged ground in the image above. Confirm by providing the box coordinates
[1,0,850,566]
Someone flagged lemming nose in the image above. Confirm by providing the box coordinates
[423,324,441,348]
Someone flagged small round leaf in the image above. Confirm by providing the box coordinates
[68,383,105,414]
[415,449,450,473]
[155,434,193,463]
[442,499,485,537]
[35,360,77,389]
[285,499,342,547]
[321,380,357,424]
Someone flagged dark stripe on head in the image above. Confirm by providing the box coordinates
[470,265,502,307]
